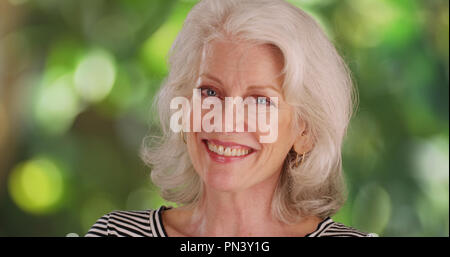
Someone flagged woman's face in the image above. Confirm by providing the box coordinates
[186,40,300,192]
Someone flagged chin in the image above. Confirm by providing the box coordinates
[202,168,244,192]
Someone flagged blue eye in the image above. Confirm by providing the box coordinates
[257,97,266,104]
[206,89,217,97]
[200,87,218,97]
[257,97,271,106]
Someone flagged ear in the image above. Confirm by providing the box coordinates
[293,126,314,155]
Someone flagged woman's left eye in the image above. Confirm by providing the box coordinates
[256,97,272,106]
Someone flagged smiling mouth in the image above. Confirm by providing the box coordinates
[202,139,255,158]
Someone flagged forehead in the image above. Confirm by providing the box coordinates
[201,40,284,86]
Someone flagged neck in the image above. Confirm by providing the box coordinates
[163,170,322,237]
[185,171,292,236]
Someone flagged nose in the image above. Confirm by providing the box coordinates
[221,97,257,133]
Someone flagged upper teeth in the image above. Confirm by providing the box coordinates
[207,142,250,156]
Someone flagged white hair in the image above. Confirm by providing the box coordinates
[141,0,358,223]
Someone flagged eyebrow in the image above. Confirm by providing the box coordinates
[200,73,282,94]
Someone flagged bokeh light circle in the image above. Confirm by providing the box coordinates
[34,73,80,135]
[74,49,116,103]
[352,183,392,235]
[8,157,65,215]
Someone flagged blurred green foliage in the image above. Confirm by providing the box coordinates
[0,0,448,236]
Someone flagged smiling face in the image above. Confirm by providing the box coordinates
[186,40,302,192]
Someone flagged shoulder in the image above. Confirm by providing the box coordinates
[308,217,379,237]
[85,209,159,237]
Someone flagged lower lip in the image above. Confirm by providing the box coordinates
[202,140,255,163]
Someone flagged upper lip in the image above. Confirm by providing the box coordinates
[202,138,259,151]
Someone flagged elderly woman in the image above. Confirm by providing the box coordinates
[86,0,377,237]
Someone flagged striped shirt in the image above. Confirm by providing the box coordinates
[85,205,378,237]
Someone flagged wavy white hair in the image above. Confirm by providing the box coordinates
[141,0,358,223]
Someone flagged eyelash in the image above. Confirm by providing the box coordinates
[200,87,220,97]
[199,86,275,106]
[254,95,274,106]
[199,86,223,100]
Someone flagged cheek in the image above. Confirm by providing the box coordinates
[258,110,294,165]
[185,132,205,174]
[277,112,294,142]
[188,100,217,132]
[254,106,294,142]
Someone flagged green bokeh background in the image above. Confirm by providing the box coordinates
[0,0,448,237]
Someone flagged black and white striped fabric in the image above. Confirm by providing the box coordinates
[85,206,168,237]
[304,217,378,237]
[85,205,378,237]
